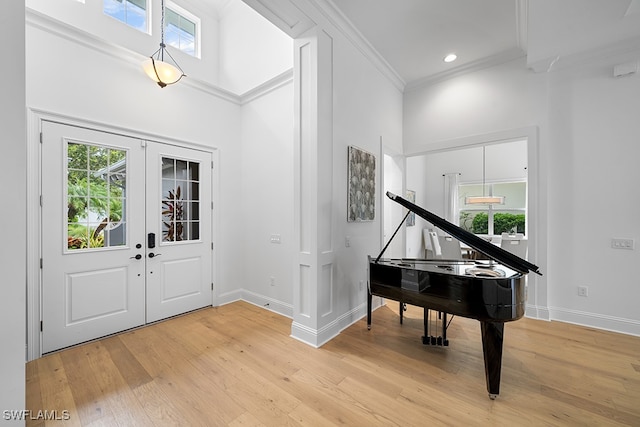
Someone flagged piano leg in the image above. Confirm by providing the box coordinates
[441,312,449,346]
[367,289,372,330]
[399,301,404,324]
[481,321,505,400]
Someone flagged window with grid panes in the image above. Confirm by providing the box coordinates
[165,5,198,57]
[103,0,147,32]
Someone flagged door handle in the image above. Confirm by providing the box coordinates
[148,252,161,258]
[130,254,142,260]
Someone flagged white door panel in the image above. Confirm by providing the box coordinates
[145,143,212,323]
[41,121,146,353]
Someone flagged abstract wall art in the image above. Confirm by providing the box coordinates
[347,146,376,222]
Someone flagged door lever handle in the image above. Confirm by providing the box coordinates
[130,254,142,260]
[148,252,161,258]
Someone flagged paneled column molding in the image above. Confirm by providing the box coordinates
[291,27,335,347]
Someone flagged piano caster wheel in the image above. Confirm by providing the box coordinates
[367,325,371,330]
[489,394,498,400]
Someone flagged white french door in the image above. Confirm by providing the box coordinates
[41,121,212,353]
[145,142,212,323]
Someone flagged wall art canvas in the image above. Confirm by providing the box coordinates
[347,146,376,222]
[406,190,416,226]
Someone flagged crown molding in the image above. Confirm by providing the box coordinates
[242,0,316,38]
[307,0,406,92]
[25,8,245,104]
[528,35,640,74]
[240,69,294,104]
[26,8,142,68]
[404,48,526,92]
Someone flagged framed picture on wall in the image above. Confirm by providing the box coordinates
[347,146,376,222]
[406,190,416,226]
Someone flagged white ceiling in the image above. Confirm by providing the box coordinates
[335,0,640,86]
[335,0,523,85]
[206,0,640,87]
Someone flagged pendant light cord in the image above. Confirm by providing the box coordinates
[160,0,166,59]
[482,146,486,197]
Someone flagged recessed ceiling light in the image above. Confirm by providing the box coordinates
[444,53,457,63]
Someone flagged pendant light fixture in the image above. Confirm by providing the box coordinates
[142,0,185,88]
[465,146,505,205]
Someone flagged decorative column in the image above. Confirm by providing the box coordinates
[291,27,335,346]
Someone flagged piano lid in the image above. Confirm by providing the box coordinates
[384,191,541,276]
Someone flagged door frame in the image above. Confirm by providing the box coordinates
[26,109,219,360]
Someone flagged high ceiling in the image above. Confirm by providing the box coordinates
[335,0,640,86]
[335,0,523,85]
[208,0,640,88]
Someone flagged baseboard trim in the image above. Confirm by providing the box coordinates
[290,297,389,347]
[525,304,551,321]
[290,303,368,348]
[549,306,640,337]
[240,290,294,319]
[218,292,640,342]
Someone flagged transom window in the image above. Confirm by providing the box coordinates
[458,181,527,236]
[165,2,200,57]
[103,0,148,32]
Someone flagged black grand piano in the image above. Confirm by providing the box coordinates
[367,192,541,399]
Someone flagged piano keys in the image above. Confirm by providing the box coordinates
[367,192,541,399]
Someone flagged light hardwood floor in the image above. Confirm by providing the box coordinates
[26,301,640,426]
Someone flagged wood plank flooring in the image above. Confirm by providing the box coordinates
[26,301,640,426]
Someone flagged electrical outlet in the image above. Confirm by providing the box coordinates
[270,234,281,244]
[611,238,634,250]
[345,236,351,247]
[270,276,275,286]
[578,286,588,297]
[359,280,363,291]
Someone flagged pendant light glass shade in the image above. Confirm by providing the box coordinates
[143,0,185,88]
[465,195,505,204]
[143,52,184,88]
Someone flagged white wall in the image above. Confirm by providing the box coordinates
[0,2,26,424]
[26,0,221,87]
[404,57,547,154]
[545,52,640,333]
[218,0,293,94]
[405,155,428,258]
[383,154,405,258]
[310,11,404,332]
[403,52,640,335]
[239,80,295,314]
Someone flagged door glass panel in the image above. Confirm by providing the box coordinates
[188,162,199,180]
[162,157,175,178]
[161,156,200,242]
[67,142,127,250]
